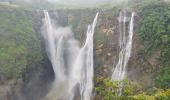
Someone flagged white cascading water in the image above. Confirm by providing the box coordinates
[42,10,98,100]
[43,10,66,81]
[112,11,135,81]
[80,13,98,100]
[69,13,98,100]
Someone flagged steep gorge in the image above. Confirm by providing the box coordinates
[0,1,169,100]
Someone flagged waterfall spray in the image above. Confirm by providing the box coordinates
[43,10,66,81]
[42,10,98,100]
[69,12,98,100]
[80,13,99,100]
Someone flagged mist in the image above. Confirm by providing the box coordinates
[48,0,126,6]
[8,0,127,8]
[48,0,112,5]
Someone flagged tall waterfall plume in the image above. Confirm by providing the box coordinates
[80,13,98,100]
[42,10,98,100]
[43,10,66,81]
[112,11,135,81]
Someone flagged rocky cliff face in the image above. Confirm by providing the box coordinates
[0,7,161,100]
[45,9,161,87]
[35,9,150,83]
[28,9,158,100]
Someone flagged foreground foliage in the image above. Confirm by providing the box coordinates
[95,77,170,100]
[95,77,142,100]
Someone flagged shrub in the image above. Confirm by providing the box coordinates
[95,77,142,100]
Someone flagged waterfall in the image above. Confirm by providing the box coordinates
[80,13,98,100]
[42,10,98,100]
[44,10,66,81]
[112,11,135,81]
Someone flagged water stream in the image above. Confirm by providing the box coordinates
[42,10,98,100]
[112,11,135,81]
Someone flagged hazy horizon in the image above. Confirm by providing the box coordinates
[5,0,125,6]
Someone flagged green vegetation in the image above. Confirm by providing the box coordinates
[0,5,43,79]
[0,0,169,99]
[95,1,170,99]
[95,77,170,100]
[139,3,170,89]
[131,89,170,100]
[95,77,142,100]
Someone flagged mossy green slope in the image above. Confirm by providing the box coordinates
[139,3,170,89]
[0,5,43,79]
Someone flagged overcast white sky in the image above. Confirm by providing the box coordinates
[11,0,125,6]
[47,0,114,5]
